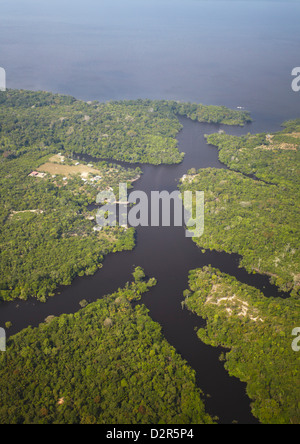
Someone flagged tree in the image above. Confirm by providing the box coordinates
[132,266,145,283]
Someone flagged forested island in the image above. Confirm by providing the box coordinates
[183,267,300,424]
[0,269,213,425]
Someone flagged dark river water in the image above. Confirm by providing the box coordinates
[0,0,299,425]
[0,116,291,424]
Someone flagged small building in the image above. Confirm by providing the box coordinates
[29,171,46,178]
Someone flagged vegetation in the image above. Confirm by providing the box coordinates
[0,271,213,425]
[205,120,300,189]
[0,90,184,165]
[180,122,299,423]
[183,267,300,424]
[0,145,137,302]
[0,89,256,302]
[2,88,297,426]
[0,90,251,165]
[180,122,300,296]
[172,101,252,126]
[0,119,139,302]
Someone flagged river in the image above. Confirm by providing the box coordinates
[0,116,290,424]
[1,0,299,424]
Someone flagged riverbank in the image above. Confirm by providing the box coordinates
[0,115,288,423]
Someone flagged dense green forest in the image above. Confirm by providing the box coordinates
[180,122,300,296]
[180,122,300,424]
[205,119,300,189]
[0,90,183,165]
[0,89,254,302]
[0,92,143,302]
[0,90,251,165]
[172,102,252,126]
[183,267,300,424]
[0,270,213,425]
[0,146,137,302]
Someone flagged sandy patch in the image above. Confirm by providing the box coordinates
[206,291,264,323]
[10,209,44,218]
[289,132,300,138]
[37,162,101,179]
[255,143,298,152]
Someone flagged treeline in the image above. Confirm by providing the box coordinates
[0,271,213,425]
[0,89,76,108]
[183,267,300,424]
[172,102,252,126]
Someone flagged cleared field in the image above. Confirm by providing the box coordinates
[37,161,100,178]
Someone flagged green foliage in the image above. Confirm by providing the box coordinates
[206,124,300,189]
[0,144,136,303]
[0,89,255,302]
[173,102,252,126]
[0,90,184,165]
[0,154,136,302]
[0,90,252,165]
[184,267,300,424]
[132,266,146,283]
[0,276,213,425]
[180,123,300,295]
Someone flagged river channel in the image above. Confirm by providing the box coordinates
[0,116,288,424]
